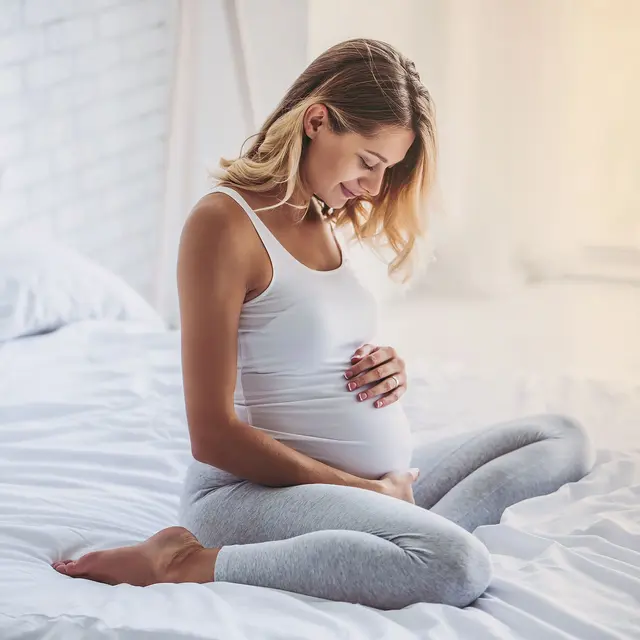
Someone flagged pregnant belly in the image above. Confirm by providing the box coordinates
[237,372,414,479]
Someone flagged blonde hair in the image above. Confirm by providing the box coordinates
[215,38,437,280]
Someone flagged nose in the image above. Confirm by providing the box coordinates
[360,169,384,197]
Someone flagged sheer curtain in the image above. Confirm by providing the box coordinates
[413,0,640,290]
[155,0,252,324]
[310,0,640,295]
[155,0,308,325]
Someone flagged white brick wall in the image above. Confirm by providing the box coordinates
[0,0,178,302]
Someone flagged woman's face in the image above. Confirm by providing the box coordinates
[301,104,415,209]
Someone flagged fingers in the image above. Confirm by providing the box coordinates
[350,373,405,405]
[344,345,408,409]
[373,384,406,408]
[346,361,402,393]
[345,345,395,379]
[350,343,376,363]
[364,371,404,397]
[408,468,420,482]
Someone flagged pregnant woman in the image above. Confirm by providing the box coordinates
[53,39,593,609]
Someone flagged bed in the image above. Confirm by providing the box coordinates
[1,243,639,639]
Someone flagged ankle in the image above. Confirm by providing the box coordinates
[165,544,219,584]
[188,547,220,583]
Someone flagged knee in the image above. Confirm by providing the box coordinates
[544,414,595,479]
[422,530,493,608]
[444,534,492,607]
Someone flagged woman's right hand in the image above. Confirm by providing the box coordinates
[376,468,420,504]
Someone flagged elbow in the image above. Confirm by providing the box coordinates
[190,437,220,466]
[188,418,233,465]
[190,443,209,465]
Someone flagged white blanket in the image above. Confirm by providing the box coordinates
[1,321,639,639]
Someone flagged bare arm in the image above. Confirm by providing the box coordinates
[177,196,378,491]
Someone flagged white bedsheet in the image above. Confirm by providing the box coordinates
[1,317,639,639]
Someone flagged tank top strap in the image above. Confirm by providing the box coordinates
[210,185,288,265]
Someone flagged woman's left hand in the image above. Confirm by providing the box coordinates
[344,344,407,409]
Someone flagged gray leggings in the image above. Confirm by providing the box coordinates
[179,414,594,610]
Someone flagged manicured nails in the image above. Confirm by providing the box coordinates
[358,392,367,401]
[347,382,356,391]
[375,400,383,408]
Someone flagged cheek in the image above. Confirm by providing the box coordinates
[308,149,349,187]
[324,157,361,188]
[306,143,332,186]
[304,139,363,198]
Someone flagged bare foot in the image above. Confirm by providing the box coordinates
[52,526,219,586]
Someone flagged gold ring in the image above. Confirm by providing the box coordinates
[391,375,400,389]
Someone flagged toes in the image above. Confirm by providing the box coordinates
[53,552,98,578]
[71,551,101,575]
[53,561,80,576]
[53,559,74,567]
[57,561,81,576]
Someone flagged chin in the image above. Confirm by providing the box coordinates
[318,190,349,210]
[328,197,348,209]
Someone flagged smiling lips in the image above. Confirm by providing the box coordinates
[341,183,358,199]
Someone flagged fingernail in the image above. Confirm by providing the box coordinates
[347,382,356,391]
[344,370,353,379]
[375,400,382,408]
[352,354,362,361]
[358,392,367,401]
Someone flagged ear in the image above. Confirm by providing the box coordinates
[303,103,328,139]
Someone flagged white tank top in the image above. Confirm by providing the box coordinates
[213,186,413,479]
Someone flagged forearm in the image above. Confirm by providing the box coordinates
[192,417,378,491]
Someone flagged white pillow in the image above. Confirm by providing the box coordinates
[0,238,165,342]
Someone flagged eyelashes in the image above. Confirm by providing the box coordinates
[359,156,400,172]
[359,157,375,172]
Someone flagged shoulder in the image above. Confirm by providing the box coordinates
[179,191,261,277]
[181,191,265,257]
[183,191,250,240]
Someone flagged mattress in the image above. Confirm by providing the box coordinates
[1,297,639,638]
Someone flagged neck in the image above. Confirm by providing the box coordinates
[266,183,316,223]
[284,183,312,211]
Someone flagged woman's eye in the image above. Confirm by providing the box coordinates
[359,157,375,171]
